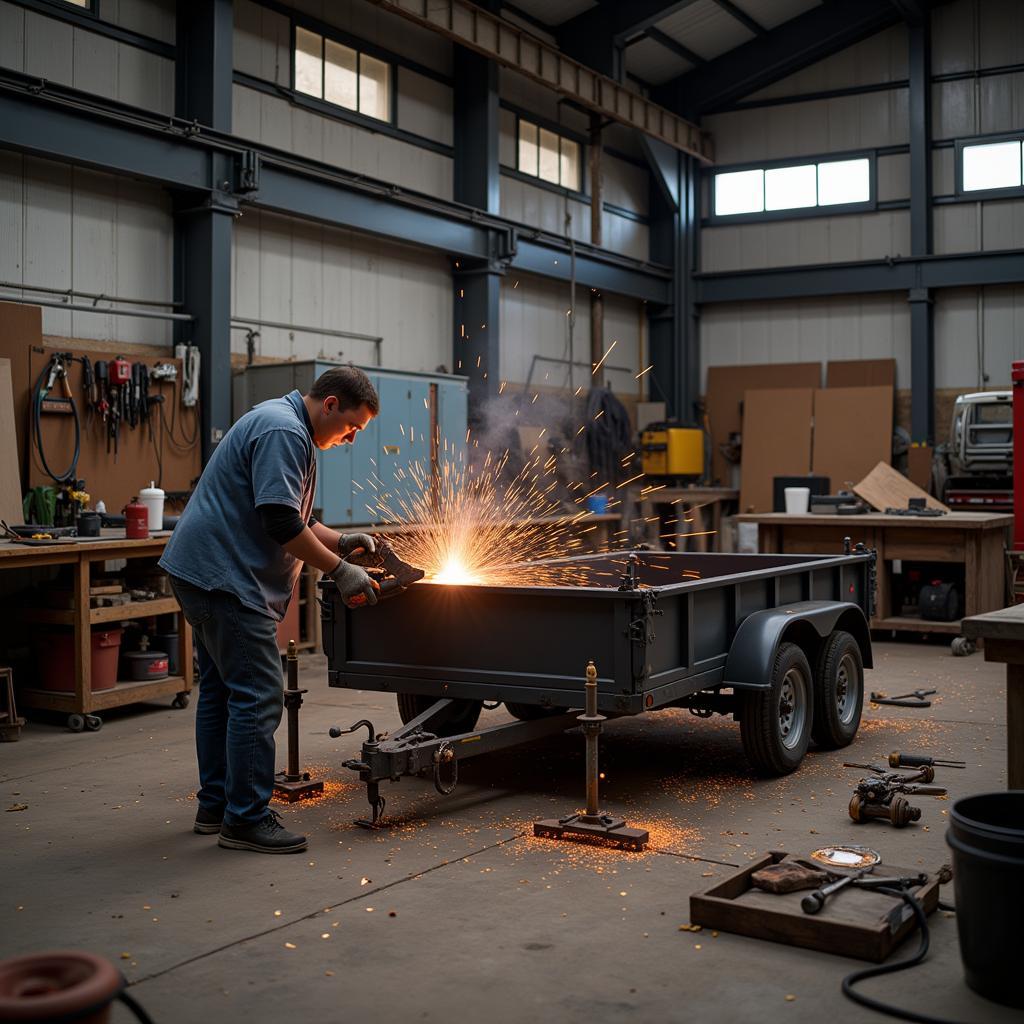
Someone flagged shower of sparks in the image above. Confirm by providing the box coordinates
[373,446,605,588]
[591,339,618,375]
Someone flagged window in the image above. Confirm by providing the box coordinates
[713,155,872,219]
[517,118,581,192]
[294,27,392,123]
[960,138,1023,194]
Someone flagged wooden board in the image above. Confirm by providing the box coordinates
[739,388,814,514]
[705,362,821,486]
[907,445,934,491]
[690,851,942,963]
[812,386,893,492]
[826,358,897,388]
[854,460,949,513]
[0,359,23,524]
[0,303,201,514]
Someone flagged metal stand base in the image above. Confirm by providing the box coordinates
[272,771,324,803]
[534,814,648,852]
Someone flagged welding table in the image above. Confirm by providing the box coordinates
[636,486,738,552]
[962,604,1024,787]
[0,531,193,730]
[735,511,1012,637]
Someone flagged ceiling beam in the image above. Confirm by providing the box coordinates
[711,0,765,36]
[560,0,701,49]
[641,27,706,67]
[653,0,904,117]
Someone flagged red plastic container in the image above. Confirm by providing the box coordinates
[35,629,122,693]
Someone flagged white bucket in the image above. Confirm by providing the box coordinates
[784,486,811,514]
[139,481,165,531]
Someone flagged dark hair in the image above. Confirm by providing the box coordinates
[308,365,379,415]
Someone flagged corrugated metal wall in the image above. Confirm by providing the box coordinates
[0,152,174,345]
[0,0,175,114]
[700,0,1024,392]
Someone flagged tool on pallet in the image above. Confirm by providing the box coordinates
[273,640,324,802]
[802,868,930,915]
[843,761,947,827]
[343,537,425,608]
[888,751,965,770]
[869,687,936,708]
[533,661,649,851]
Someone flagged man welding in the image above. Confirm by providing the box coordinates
[160,366,381,854]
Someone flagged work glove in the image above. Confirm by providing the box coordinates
[330,557,379,607]
[339,532,382,567]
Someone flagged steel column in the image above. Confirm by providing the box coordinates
[452,36,501,424]
[174,0,233,460]
[909,18,934,444]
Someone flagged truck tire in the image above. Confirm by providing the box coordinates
[396,693,482,737]
[505,702,568,721]
[812,630,863,749]
[740,641,813,776]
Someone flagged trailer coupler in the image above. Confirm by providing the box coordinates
[329,698,579,829]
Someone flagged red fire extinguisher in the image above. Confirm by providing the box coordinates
[124,496,149,539]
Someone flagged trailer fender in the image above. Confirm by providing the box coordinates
[724,601,872,690]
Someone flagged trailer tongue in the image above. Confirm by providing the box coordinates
[322,546,876,828]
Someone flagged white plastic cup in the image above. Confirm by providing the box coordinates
[139,481,165,531]
[784,486,811,514]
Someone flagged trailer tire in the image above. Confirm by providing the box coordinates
[811,630,863,749]
[505,703,568,721]
[396,693,482,737]
[740,641,813,776]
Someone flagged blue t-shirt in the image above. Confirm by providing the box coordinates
[160,390,317,621]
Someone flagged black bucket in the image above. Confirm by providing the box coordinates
[946,791,1024,1008]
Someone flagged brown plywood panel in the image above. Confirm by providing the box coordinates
[0,303,200,515]
[853,460,949,513]
[826,358,897,388]
[907,445,934,492]
[705,362,821,485]
[812,387,893,494]
[739,388,814,514]
[0,359,23,524]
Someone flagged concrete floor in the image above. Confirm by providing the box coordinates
[1,639,1016,1023]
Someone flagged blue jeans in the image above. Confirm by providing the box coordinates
[169,576,284,826]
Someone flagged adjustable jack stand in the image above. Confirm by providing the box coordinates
[273,640,324,802]
[533,661,649,852]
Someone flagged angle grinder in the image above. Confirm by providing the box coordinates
[344,537,424,607]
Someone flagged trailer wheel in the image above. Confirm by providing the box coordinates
[811,630,863,749]
[740,642,813,776]
[396,694,482,737]
[505,703,568,721]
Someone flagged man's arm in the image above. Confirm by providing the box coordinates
[281,526,341,575]
[309,520,345,554]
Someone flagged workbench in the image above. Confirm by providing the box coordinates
[635,486,738,552]
[0,531,193,730]
[961,604,1024,788]
[735,511,1012,636]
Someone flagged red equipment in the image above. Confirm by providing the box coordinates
[124,497,149,539]
[109,357,131,386]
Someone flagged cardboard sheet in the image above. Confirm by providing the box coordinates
[0,359,22,524]
[826,358,897,388]
[854,460,949,513]
[739,388,814,513]
[706,363,821,486]
[812,386,893,493]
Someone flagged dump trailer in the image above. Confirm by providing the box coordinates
[321,546,876,825]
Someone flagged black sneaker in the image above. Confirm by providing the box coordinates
[193,806,224,835]
[218,810,307,854]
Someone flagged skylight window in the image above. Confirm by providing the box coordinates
[962,139,1023,192]
[714,169,764,216]
[765,164,816,211]
[817,158,870,206]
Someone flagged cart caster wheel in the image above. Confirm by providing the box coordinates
[67,714,85,733]
[951,637,976,657]
[84,715,102,732]
[172,692,190,710]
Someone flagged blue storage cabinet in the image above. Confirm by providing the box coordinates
[232,361,468,526]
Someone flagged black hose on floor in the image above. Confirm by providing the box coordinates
[841,889,972,1024]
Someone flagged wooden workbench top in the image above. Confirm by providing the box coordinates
[962,603,1024,641]
[0,529,172,561]
[735,511,1013,530]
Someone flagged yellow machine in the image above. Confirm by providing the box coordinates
[640,423,704,477]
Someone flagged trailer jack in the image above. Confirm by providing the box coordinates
[533,662,649,852]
